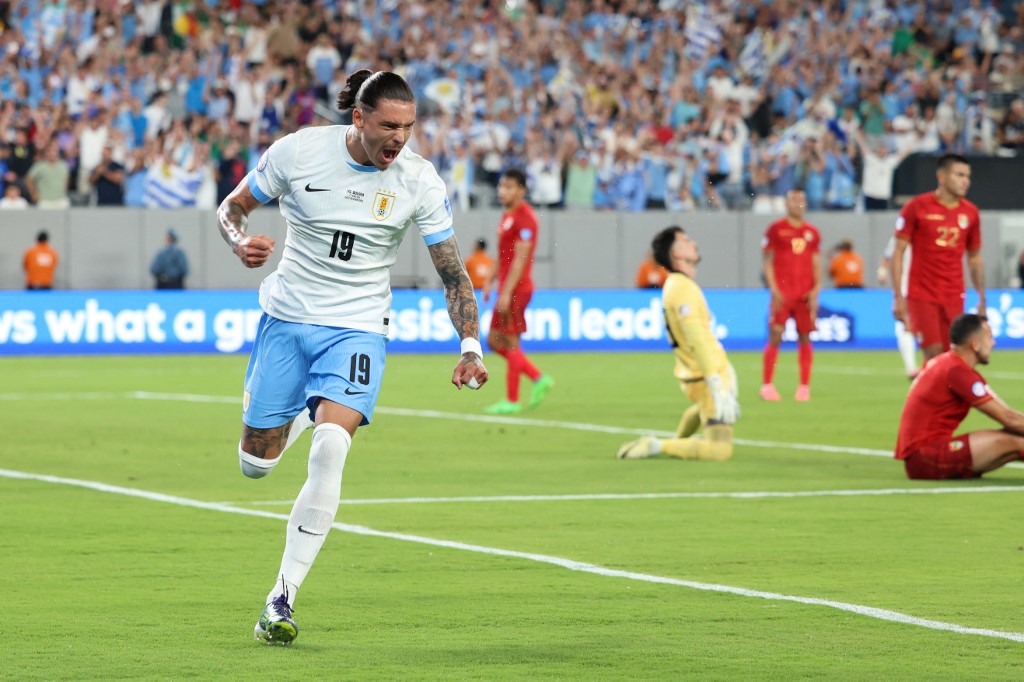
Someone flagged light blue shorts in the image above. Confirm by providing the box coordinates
[243,313,387,428]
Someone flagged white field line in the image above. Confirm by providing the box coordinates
[3,390,1023,472]
[3,392,1016,507]
[813,365,1024,381]
[2,466,1023,644]
[235,485,1023,507]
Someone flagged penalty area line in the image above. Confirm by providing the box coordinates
[2,467,1023,644]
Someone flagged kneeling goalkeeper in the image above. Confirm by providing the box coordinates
[617,225,739,461]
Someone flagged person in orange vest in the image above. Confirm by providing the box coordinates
[464,238,494,289]
[635,247,669,289]
[23,230,59,290]
[827,239,864,288]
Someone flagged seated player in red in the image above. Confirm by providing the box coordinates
[894,313,1024,480]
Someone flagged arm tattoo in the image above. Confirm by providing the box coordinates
[428,236,480,343]
[217,199,249,251]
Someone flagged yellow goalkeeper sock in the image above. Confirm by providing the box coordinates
[659,425,733,461]
[675,404,702,438]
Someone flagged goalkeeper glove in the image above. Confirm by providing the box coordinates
[705,372,740,424]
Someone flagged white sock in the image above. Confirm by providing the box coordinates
[895,321,918,374]
[238,411,313,479]
[284,410,313,452]
[266,423,351,607]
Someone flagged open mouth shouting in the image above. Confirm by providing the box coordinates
[380,147,400,166]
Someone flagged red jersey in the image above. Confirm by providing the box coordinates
[761,219,820,298]
[894,351,992,459]
[496,200,538,290]
[895,192,981,304]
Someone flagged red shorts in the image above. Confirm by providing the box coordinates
[490,287,533,335]
[901,435,978,480]
[769,296,816,334]
[906,298,962,350]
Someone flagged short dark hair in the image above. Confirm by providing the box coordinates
[476,238,487,250]
[336,70,414,112]
[938,153,969,171]
[501,168,527,188]
[949,313,986,346]
[37,230,49,243]
[651,225,685,272]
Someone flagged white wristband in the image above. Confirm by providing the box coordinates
[461,337,483,357]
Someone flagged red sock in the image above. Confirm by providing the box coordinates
[506,350,522,402]
[506,348,541,381]
[492,346,510,360]
[798,342,813,385]
[762,344,779,384]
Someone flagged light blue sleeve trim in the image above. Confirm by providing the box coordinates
[247,172,273,204]
[422,226,454,246]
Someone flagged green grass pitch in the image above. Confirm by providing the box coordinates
[4,348,1024,680]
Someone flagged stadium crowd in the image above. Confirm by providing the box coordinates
[0,0,1023,213]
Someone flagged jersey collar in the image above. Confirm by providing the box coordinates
[340,125,381,173]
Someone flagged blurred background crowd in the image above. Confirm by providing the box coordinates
[0,0,1023,214]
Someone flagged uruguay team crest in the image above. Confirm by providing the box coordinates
[373,190,397,221]
[958,214,968,229]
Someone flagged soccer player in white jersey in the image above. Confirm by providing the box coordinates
[216,69,488,645]
[878,235,919,379]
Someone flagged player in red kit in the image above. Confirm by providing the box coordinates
[891,153,985,363]
[895,314,1024,479]
[759,189,822,402]
[482,169,554,414]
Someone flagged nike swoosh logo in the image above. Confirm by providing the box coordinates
[297,526,325,536]
[344,387,366,395]
[304,183,330,192]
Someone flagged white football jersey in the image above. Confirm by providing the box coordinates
[248,125,453,335]
[882,235,911,297]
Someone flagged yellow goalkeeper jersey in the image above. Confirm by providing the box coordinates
[662,272,729,382]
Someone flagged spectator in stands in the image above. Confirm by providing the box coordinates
[6,128,36,193]
[0,184,30,209]
[563,150,597,210]
[306,33,342,102]
[78,108,110,197]
[25,143,71,210]
[828,239,864,289]
[216,139,249,204]
[823,135,858,211]
[207,81,234,125]
[89,145,126,206]
[23,231,59,290]
[963,92,996,153]
[123,147,151,208]
[150,229,190,290]
[641,140,672,211]
[858,89,887,142]
[0,0,1021,222]
[852,128,918,211]
[143,91,173,141]
[794,138,828,211]
[997,99,1024,155]
[526,140,563,210]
